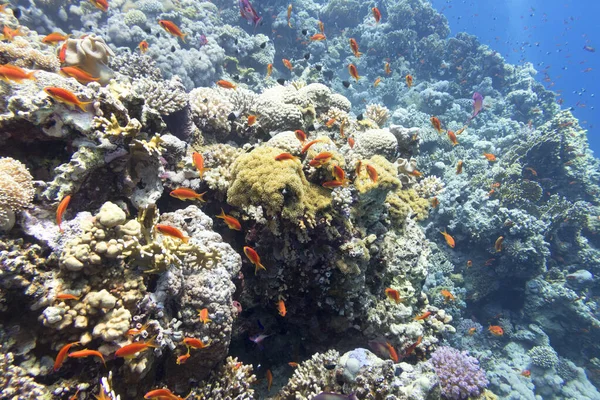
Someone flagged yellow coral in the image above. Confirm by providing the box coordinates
[386,188,430,227]
[0,157,34,230]
[227,146,331,222]
[354,155,400,194]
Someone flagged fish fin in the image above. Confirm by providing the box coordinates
[26,71,37,80]
[217,208,226,219]
[76,101,91,112]
[181,236,190,244]
[181,33,187,43]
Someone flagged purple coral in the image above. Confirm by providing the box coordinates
[430,346,488,399]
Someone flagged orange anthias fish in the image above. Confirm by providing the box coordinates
[410,170,422,178]
[384,288,401,304]
[483,152,497,162]
[288,362,299,367]
[217,79,236,89]
[348,63,360,81]
[266,369,273,391]
[521,370,531,378]
[310,33,326,41]
[244,246,266,274]
[325,117,337,128]
[309,151,333,167]
[56,194,71,233]
[349,38,362,57]
[440,289,455,302]
[374,77,381,87]
[301,139,322,153]
[127,323,150,336]
[339,119,346,138]
[414,311,432,321]
[384,62,391,75]
[466,260,473,268]
[3,26,23,41]
[247,115,257,126]
[405,74,413,88]
[468,327,477,335]
[42,32,69,44]
[488,325,504,336]
[138,40,149,53]
[89,0,108,11]
[266,63,273,79]
[54,341,81,371]
[332,165,346,183]
[216,208,242,231]
[198,308,212,324]
[447,130,458,146]
[456,160,464,175]
[274,152,299,161]
[278,299,287,317]
[372,7,381,23]
[322,180,345,189]
[455,126,466,135]
[60,66,99,84]
[43,87,91,112]
[0,64,36,83]
[115,338,158,358]
[440,230,455,248]
[348,137,355,148]
[495,236,504,252]
[282,58,293,71]
[192,152,208,178]
[318,20,325,34]
[183,337,211,349]
[67,349,106,367]
[524,166,537,176]
[294,129,307,143]
[155,224,189,243]
[159,20,187,42]
[430,116,442,133]
[431,197,439,208]
[176,350,191,365]
[170,187,206,202]
[287,4,292,28]
[386,342,399,363]
[366,164,378,182]
[56,293,81,301]
[144,388,185,400]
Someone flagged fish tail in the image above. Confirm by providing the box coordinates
[76,101,92,112]
[181,33,187,43]
[181,236,190,244]
[217,208,226,219]
[26,71,37,80]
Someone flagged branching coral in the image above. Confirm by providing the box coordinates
[0,157,35,231]
[133,76,189,116]
[192,357,256,399]
[365,104,390,127]
[430,346,488,400]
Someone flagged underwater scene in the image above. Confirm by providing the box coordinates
[0,0,599,398]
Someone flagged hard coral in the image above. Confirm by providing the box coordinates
[63,34,115,85]
[192,356,256,399]
[0,157,35,231]
[430,346,488,400]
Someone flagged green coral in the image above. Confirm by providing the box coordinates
[227,146,331,223]
[386,188,430,227]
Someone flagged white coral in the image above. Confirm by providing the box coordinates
[189,87,234,131]
[0,157,34,231]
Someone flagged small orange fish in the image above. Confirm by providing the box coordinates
[384,62,391,75]
[159,20,187,42]
[456,160,464,175]
[266,369,273,391]
[309,151,333,167]
[294,129,307,143]
[339,119,346,138]
[355,160,362,176]
[524,167,537,176]
[216,208,242,231]
[366,164,378,182]
[127,323,150,336]
[144,388,184,400]
[404,336,422,357]
[310,33,326,41]
[56,195,71,233]
[44,87,91,112]
[89,0,108,11]
[318,20,325,33]
[447,130,458,145]
[282,58,293,71]
[278,299,286,317]
[348,137,355,148]
[54,341,81,371]
[0,64,37,83]
[410,170,422,178]
[348,63,360,81]
[198,308,212,324]
[431,197,439,208]
[430,116,442,133]
[495,236,504,252]
[405,74,413,88]
[58,42,68,63]
[468,327,476,335]
[386,342,399,363]
[115,337,157,358]
[69,389,81,400]
[322,180,345,189]
[183,337,211,349]
[440,230,455,248]
[247,115,257,126]
[275,152,299,161]
[217,80,236,89]
[287,4,293,28]
[138,40,149,53]
[244,246,266,275]
[42,32,69,44]
[483,153,497,162]
[349,38,362,57]
[288,362,299,367]
[176,350,190,365]
[266,63,273,78]
[301,139,322,153]
[325,117,337,128]
[170,188,206,202]
[484,258,496,266]
[332,165,346,182]
[488,325,504,336]
[192,152,208,178]
[414,311,432,321]
[60,66,100,84]
[521,369,531,378]
[2,26,22,41]
[155,224,189,243]
[67,349,106,367]
[440,289,455,302]
[56,293,81,301]
[455,126,466,135]
[372,7,381,23]
[384,288,401,304]
[466,260,472,268]
[374,77,381,87]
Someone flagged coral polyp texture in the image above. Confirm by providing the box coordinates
[0,0,599,398]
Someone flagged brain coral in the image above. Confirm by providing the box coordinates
[0,158,34,231]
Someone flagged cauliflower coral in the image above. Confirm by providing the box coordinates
[0,157,34,231]
[430,346,488,400]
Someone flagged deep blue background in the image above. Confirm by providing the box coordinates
[430,0,599,155]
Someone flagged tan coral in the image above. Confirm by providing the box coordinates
[0,157,34,231]
[365,103,390,127]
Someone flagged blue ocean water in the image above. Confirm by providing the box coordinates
[431,0,600,154]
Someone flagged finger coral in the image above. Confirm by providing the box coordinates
[430,346,488,400]
[0,157,35,231]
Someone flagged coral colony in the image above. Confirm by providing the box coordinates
[0,0,599,399]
